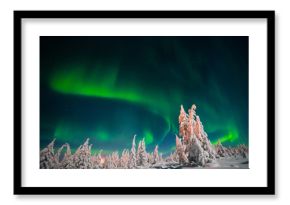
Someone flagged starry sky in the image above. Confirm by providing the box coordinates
[40,36,248,155]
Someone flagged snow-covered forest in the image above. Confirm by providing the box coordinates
[40,104,248,169]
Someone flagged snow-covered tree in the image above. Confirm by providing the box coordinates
[193,115,202,141]
[40,139,57,169]
[69,138,93,168]
[111,151,119,168]
[215,139,228,158]
[185,105,196,144]
[91,149,104,168]
[129,135,137,168]
[153,145,159,164]
[120,149,130,168]
[103,155,113,169]
[179,105,188,141]
[53,143,71,168]
[147,152,154,164]
[137,138,148,167]
[175,135,188,164]
[177,104,218,166]
[187,135,206,166]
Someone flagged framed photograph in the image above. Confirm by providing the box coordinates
[14,11,275,195]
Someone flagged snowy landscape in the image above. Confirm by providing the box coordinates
[40,104,248,169]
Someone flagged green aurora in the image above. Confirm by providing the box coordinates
[40,36,248,154]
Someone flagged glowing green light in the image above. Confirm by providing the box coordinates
[49,64,179,143]
[49,64,172,114]
[49,63,246,149]
[96,130,109,141]
[54,122,78,141]
[213,128,239,145]
[144,130,154,145]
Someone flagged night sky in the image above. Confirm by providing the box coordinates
[40,36,248,154]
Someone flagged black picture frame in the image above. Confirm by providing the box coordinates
[14,10,275,195]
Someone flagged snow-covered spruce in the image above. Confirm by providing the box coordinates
[177,104,217,166]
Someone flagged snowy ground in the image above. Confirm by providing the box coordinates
[151,157,248,169]
[203,157,248,169]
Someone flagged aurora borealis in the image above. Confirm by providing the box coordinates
[40,36,248,154]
